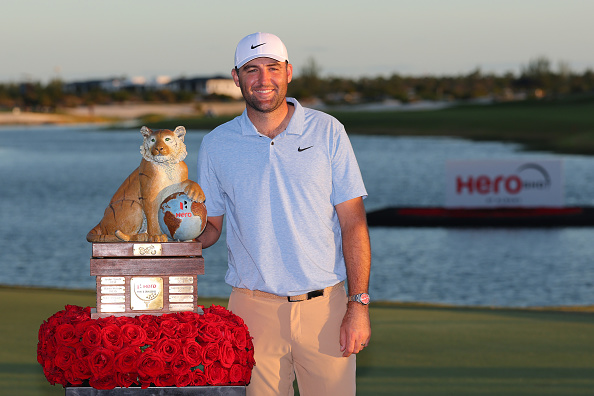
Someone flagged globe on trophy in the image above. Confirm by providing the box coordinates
[159,192,208,241]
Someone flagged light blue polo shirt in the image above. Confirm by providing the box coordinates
[197,98,367,296]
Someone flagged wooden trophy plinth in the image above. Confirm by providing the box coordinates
[90,242,204,319]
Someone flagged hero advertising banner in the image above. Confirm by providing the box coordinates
[445,159,564,208]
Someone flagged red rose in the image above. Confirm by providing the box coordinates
[182,340,202,367]
[201,312,223,323]
[176,310,200,324]
[174,369,193,387]
[191,369,207,386]
[114,347,141,373]
[154,370,176,387]
[219,340,236,368]
[75,345,92,362]
[171,355,191,374]
[88,347,115,377]
[201,342,219,366]
[54,345,76,370]
[144,323,162,343]
[177,322,198,339]
[82,324,102,348]
[205,361,229,385]
[207,305,232,318]
[155,338,182,362]
[121,324,147,347]
[243,365,253,384]
[235,348,248,365]
[116,316,139,326]
[229,363,246,384]
[101,324,124,351]
[95,316,118,327]
[45,364,66,386]
[138,373,155,389]
[70,358,92,381]
[137,350,166,378]
[115,371,138,388]
[64,367,84,386]
[89,373,117,390]
[62,305,91,326]
[55,323,78,346]
[74,320,95,338]
[159,317,180,338]
[228,313,245,327]
[197,322,224,343]
[230,325,248,350]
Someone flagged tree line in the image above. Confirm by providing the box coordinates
[2,57,594,112]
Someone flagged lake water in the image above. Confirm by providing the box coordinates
[1,125,593,307]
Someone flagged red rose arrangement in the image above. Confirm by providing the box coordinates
[37,305,255,390]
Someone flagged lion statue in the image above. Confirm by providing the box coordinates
[86,125,205,243]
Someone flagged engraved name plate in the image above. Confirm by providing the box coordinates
[101,295,126,304]
[169,276,194,284]
[101,286,126,294]
[100,304,126,313]
[133,244,162,256]
[169,285,194,294]
[169,294,194,303]
[101,277,126,285]
[169,303,194,311]
[131,277,164,310]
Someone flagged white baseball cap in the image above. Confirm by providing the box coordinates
[234,32,289,69]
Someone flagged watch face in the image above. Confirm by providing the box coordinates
[360,293,370,305]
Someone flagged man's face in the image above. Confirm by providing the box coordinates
[232,57,293,114]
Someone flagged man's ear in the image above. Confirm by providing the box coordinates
[286,63,293,84]
[232,67,240,87]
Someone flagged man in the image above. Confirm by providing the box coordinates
[197,32,371,396]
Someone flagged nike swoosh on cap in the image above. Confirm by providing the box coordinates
[298,146,313,152]
[251,43,266,49]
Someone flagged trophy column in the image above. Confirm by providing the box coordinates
[90,242,204,318]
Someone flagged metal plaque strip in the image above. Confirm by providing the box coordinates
[169,276,194,284]
[169,285,194,294]
[101,286,126,294]
[100,304,126,313]
[101,295,126,304]
[133,244,162,256]
[169,294,194,303]
[100,277,126,285]
[169,303,194,311]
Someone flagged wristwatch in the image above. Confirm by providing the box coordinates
[348,293,370,305]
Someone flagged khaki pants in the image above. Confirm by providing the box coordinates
[229,282,356,396]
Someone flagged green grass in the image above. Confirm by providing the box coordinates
[3,286,594,395]
[139,95,594,155]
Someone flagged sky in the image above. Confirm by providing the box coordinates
[2,0,593,83]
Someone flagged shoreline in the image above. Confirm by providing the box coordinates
[0,102,245,126]
[2,284,592,313]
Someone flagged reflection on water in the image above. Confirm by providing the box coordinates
[0,125,593,307]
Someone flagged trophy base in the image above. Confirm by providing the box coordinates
[90,242,204,318]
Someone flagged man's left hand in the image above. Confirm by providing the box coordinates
[339,302,371,357]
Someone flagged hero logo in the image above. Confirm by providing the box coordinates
[176,201,193,217]
[456,163,551,195]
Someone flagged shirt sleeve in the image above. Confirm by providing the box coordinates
[330,122,368,206]
[197,137,226,217]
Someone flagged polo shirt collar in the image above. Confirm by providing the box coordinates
[239,97,305,136]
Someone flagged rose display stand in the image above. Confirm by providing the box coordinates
[50,242,248,395]
[90,242,205,318]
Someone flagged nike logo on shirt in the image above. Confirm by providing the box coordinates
[298,146,313,152]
